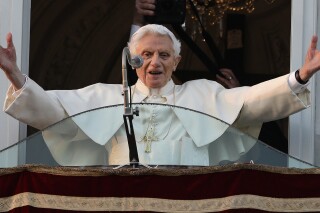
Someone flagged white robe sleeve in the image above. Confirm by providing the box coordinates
[234,74,310,138]
[3,79,115,166]
[4,78,67,130]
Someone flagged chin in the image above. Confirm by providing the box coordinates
[147,83,164,89]
[148,85,162,89]
[146,81,164,89]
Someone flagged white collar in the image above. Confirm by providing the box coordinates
[135,79,175,97]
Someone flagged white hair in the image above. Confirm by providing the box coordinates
[128,24,181,57]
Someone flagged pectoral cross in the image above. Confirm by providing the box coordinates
[141,123,158,153]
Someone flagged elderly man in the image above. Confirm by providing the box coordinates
[1,24,319,166]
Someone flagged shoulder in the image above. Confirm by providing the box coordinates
[64,83,122,97]
[79,83,121,91]
[47,83,123,114]
[176,79,224,92]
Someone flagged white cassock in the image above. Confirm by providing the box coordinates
[4,74,310,166]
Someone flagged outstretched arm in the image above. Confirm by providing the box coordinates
[0,32,25,90]
[1,33,68,129]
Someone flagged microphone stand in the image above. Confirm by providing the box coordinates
[114,47,154,170]
[121,47,140,168]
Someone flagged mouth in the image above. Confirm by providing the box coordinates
[148,71,162,75]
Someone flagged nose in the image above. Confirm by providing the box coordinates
[150,54,160,67]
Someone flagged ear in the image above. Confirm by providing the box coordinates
[173,55,181,71]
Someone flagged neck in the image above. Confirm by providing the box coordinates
[148,88,161,96]
[136,79,174,97]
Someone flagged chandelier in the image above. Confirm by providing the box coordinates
[185,0,277,39]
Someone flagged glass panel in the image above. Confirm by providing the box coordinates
[0,104,316,168]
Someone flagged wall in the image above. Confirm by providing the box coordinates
[0,0,30,166]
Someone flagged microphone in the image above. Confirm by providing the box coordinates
[129,55,144,69]
[122,47,143,112]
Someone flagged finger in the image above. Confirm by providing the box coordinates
[218,69,229,77]
[140,0,156,3]
[6,32,14,49]
[136,0,156,5]
[219,68,233,73]
[219,69,234,80]
[136,8,154,16]
[216,74,226,83]
[136,0,156,9]
[307,35,318,59]
[136,3,155,15]
[216,74,230,86]
[310,35,318,50]
[137,2,156,10]
[219,68,234,76]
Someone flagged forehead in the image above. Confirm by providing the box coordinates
[136,34,174,52]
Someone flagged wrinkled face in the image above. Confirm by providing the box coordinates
[135,34,181,88]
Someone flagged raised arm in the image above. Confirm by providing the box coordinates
[0,32,25,90]
[1,33,68,130]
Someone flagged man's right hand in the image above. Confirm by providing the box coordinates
[0,32,25,90]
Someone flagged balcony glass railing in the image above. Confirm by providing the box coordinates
[0,104,316,169]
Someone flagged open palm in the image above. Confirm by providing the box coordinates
[0,33,17,74]
[301,35,320,80]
